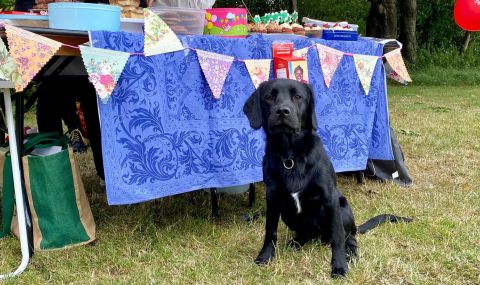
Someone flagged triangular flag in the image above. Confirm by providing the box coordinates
[244,59,271,89]
[316,44,344,88]
[353,54,379,95]
[384,49,412,83]
[196,49,234,99]
[0,39,25,90]
[5,24,61,92]
[384,61,408,85]
[79,46,130,103]
[144,8,184,56]
[293,47,309,59]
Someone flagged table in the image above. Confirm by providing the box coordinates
[91,31,394,205]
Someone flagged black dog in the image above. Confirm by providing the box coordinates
[243,79,411,277]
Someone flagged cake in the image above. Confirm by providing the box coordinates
[266,21,282,33]
[280,23,293,34]
[292,23,305,36]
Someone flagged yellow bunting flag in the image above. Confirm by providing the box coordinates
[244,59,271,89]
[4,24,61,92]
[353,54,379,95]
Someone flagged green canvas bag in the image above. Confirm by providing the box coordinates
[0,132,95,250]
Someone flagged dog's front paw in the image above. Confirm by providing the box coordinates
[331,266,348,278]
[331,262,348,278]
[254,250,275,265]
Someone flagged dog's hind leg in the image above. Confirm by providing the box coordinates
[345,234,358,261]
[287,232,310,250]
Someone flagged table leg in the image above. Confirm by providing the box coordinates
[0,89,30,279]
[14,92,34,256]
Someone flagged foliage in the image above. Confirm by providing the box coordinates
[0,0,15,11]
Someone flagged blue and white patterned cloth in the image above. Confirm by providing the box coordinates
[90,32,393,205]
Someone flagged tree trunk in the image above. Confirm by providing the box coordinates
[289,0,297,12]
[462,31,472,53]
[384,0,397,38]
[366,0,397,38]
[399,0,417,63]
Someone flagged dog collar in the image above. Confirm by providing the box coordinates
[283,159,295,170]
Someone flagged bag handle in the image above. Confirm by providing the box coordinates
[22,132,68,155]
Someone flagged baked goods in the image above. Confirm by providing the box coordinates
[266,21,282,33]
[292,23,305,35]
[280,23,293,34]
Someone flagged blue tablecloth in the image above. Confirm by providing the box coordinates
[90,32,393,205]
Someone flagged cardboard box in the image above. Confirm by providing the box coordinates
[272,42,309,83]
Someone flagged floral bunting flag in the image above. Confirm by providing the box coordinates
[0,39,24,90]
[316,44,344,88]
[144,8,184,56]
[196,49,234,99]
[384,61,408,85]
[293,47,309,59]
[5,24,61,92]
[244,59,271,89]
[79,46,130,103]
[384,49,412,83]
[353,54,379,95]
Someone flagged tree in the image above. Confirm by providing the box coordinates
[366,0,397,39]
[399,0,417,63]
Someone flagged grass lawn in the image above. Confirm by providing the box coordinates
[1,84,479,284]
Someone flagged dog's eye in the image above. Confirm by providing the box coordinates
[293,94,302,100]
[265,94,275,101]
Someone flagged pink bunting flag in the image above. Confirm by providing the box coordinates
[353,54,379,95]
[5,24,62,92]
[196,49,234,99]
[144,8,184,56]
[316,44,344,88]
[79,46,130,103]
[384,49,412,83]
[244,59,271,89]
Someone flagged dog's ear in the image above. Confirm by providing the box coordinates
[243,84,264,129]
[305,84,318,131]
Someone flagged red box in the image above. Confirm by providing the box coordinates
[272,43,309,83]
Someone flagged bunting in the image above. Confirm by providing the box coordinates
[384,49,412,83]
[244,59,271,89]
[79,46,130,103]
[353,54,379,95]
[316,44,344,88]
[0,40,24,90]
[293,47,309,59]
[196,49,234,99]
[5,24,61,92]
[143,8,184,56]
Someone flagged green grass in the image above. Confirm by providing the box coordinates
[1,84,480,284]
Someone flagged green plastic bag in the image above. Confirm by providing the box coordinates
[0,132,95,250]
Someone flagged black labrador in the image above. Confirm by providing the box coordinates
[243,79,411,277]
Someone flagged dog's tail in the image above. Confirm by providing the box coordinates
[357,214,413,234]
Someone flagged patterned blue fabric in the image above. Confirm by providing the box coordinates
[91,32,393,205]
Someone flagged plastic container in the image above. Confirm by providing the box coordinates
[120,18,144,33]
[204,8,248,37]
[48,3,121,32]
[322,29,359,41]
[0,14,49,28]
[149,6,205,35]
[151,0,215,9]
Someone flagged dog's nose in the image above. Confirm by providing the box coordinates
[276,108,290,116]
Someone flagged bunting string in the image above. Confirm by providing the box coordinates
[0,9,411,102]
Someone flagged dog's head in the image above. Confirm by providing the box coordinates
[243,79,317,134]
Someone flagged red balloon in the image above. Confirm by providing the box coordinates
[454,0,480,31]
